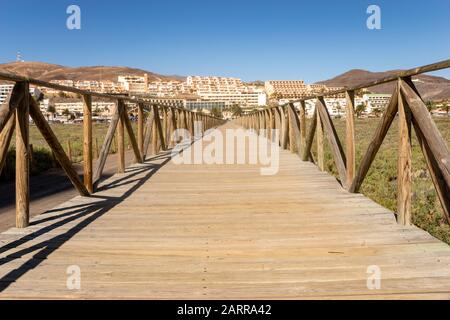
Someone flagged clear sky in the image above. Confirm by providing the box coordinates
[1,0,449,82]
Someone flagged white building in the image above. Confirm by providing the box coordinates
[362,94,392,114]
[186,76,266,108]
[118,74,149,93]
[53,100,116,116]
[0,84,15,104]
[281,97,364,118]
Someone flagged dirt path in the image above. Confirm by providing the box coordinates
[0,150,135,232]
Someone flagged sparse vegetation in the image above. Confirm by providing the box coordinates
[308,117,450,244]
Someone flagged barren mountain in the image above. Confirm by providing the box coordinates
[317,69,450,101]
[0,61,185,83]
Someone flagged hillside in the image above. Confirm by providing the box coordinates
[317,69,450,101]
[0,61,184,83]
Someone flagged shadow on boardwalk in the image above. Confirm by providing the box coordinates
[0,151,174,292]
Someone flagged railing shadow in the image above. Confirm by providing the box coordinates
[0,150,175,292]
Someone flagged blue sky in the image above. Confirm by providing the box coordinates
[1,0,449,82]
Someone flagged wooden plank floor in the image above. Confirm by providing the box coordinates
[0,123,449,299]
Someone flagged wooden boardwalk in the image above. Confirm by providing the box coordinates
[0,123,449,299]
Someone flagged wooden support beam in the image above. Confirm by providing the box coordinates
[29,96,89,197]
[413,117,450,224]
[67,140,72,163]
[121,102,143,164]
[0,110,15,176]
[400,79,450,188]
[93,102,120,188]
[316,109,324,171]
[348,85,399,193]
[0,82,25,133]
[83,94,93,193]
[138,103,144,159]
[287,104,301,155]
[299,101,307,153]
[143,109,154,159]
[401,78,450,223]
[397,81,412,225]
[345,90,356,188]
[317,97,347,185]
[152,105,166,153]
[280,107,289,149]
[303,105,318,162]
[16,82,30,228]
[117,100,125,173]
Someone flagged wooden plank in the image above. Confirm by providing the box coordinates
[317,108,324,171]
[348,86,399,193]
[93,102,120,188]
[317,97,347,186]
[397,83,412,225]
[15,83,30,228]
[400,79,450,188]
[345,91,356,188]
[0,111,15,175]
[0,122,449,299]
[83,94,93,193]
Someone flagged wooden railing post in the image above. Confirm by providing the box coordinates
[280,107,289,149]
[397,79,412,225]
[345,90,356,188]
[16,82,30,228]
[316,106,324,171]
[138,103,144,159]
[299,101,307,154]
[117,99,125,173]
[83,94,93,193]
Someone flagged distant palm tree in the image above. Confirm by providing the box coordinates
[231,104,243,117]
[47,105,56,120]
[355,104,366,118]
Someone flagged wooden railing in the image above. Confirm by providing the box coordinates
[0,72,225,228]
[236,60,450,226]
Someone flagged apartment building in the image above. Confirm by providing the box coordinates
[265,80,309,99]
[362,93,392,114]
[53,100,116,116]
[265,80,345,100]
[47,80,126,94]
[118,74,149,93]
[185,100,226,111]
[186,76,266,108]
[148,81,184,97]
[0,84,14,104]
[281,97,364,118]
